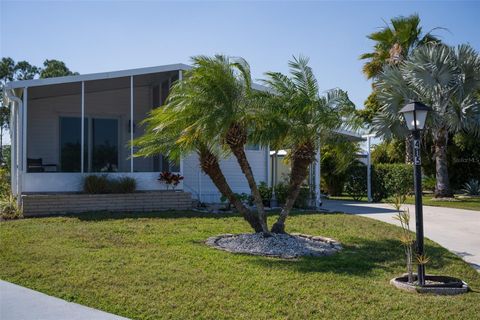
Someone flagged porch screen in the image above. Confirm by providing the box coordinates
[59,117,86,172]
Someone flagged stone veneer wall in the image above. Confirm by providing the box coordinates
[21,191,192,216]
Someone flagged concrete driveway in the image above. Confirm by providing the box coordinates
[0,280,129,320]
[322,199,480,270]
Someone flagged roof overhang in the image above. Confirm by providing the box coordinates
[4,63,192,90]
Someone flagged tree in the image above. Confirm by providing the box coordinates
[40,59,78,78]
[133,57,265,233]
[256,56,355,233]
[375,43,480,197]
[321,137,362,196]
[360,14,440,162]
[360,14,439,80]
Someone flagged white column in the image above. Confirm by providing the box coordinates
[81,81,85,173]
[178,70,183,176]
[266,145,271,187]
[367,135,372,202]
[22,87,27,173]
[315,141,322,207]
[9,99,17,195]
[130,76,134,173]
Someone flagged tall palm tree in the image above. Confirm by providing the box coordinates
[165,55,269,233]
[360,14,440,162]
[360,14,439,79]
[256,56,355,233]
[133,97,263,232]
[375,43,480,197]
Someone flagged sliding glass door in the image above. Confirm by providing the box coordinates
[59,117,119,172]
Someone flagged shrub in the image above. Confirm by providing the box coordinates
[275,182,309,209]
[111,177,137,194]
[0,167,10,197]
[0,194,22,220]
[158,172,184,190]
[372,164,413,202]
[345,164,367,201]
[462,179,480,196]
[422,175,436,192]
[83,175,111,194]
[83,175,137,194]
[258,181,272,206]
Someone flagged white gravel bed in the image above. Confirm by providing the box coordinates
[205,233,342,258]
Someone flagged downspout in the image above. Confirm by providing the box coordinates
[5,88,23,199]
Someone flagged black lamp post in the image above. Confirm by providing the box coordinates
[399,101,431,286]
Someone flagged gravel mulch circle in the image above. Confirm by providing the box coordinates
[205,233,342,258]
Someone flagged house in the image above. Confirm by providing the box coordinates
[4,64,366,215]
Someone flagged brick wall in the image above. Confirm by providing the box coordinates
[22,191,192,216]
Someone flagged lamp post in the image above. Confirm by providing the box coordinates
[399,102,431,286]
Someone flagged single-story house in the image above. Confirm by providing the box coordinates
[4,64,366,215]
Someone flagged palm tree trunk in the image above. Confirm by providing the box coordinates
[405,136,413,164]
[199,149,263,232]
[271,145,314,234]
[230,145,269,233]
[433,128,453,198]
[225,122,268,233]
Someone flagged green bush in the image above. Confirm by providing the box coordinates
[0,194,22,220]
[111,177,137,194]
[0,167,10,197]
[83,175,137,194]
[372,164,413,202]
[258,181,272,206]
[422,175,436,192]
[345,164,367,201]
[83,175,111,194]
[275,182,309,209]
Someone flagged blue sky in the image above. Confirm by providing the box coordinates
[1,1,479,110]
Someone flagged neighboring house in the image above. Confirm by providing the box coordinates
[4,64,365,213]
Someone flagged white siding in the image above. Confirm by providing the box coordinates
[182,149,268,203]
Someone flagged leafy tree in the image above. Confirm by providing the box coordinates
[40,59,78,78]
[133,56,265,233]
[256,56,356,233]
[375,43,480,197]
[321,137,361,196]
[0,58,40,163]
[370,138,405,164]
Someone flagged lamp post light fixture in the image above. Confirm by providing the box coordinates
[399,101,431,286]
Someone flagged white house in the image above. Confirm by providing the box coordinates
[4,64,366,214]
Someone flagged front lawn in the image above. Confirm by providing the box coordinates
[329,195,480,211]
[1,211,479,319]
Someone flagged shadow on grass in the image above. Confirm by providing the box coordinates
[247,238,459,277]
[38,209,341,222]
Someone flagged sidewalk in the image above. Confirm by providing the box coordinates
[0,280,129,320]
[322,199,480,270]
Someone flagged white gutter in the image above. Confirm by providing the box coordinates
[4,88,23,199]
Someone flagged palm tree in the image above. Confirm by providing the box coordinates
[360,14,440,162]
[163,55,269,233]
[256,56,355,233]
[360,14,439,79]
[375,43,480,197]
[133,97,263,232]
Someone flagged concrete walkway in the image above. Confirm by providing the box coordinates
[322,199,480,270]
[0,280,129,320]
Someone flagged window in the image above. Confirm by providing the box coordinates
[59,117,119,173]
[245,144,261,151]
[91,118,118,172]
[59,117,87,172]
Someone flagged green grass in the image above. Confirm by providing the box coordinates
[329,195,480,211]
[1,211,479,319]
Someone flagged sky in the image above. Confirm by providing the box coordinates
[1,0,479,145]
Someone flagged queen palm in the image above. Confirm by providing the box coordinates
[375,43,480,197]
[256,56,355,233]
[133,96,264,232]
